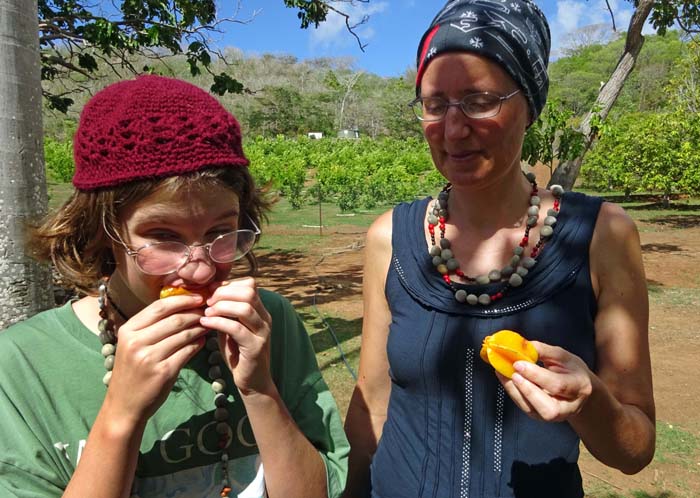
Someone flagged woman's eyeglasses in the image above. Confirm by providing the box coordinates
[106,217,261,276]
[409,90,521,121]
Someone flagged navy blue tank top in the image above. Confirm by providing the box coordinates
[370,192,603,498]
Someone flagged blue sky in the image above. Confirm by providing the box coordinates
[215,0,651,77]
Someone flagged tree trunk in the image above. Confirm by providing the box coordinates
[0,0,54,330]
[549,0,655,190]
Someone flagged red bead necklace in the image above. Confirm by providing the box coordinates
[427,173,564,306]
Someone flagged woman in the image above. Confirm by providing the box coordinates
[0,75,348,498]
[343,1,655,497]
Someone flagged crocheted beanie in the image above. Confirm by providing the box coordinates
[72,75,249,190]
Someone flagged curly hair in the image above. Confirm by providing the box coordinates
[28,167,271,296]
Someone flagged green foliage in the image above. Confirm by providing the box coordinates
[582,111,700,198]
[245,136,436,212]
[665,39,700,113]
[548,31,685,116]
[648,0,700,36]
[522,100,585,177]
[283,0,329,29]
[43,137,74,183]
[38,0,335,111]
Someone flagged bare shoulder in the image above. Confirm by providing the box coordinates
[593,201,640,241]
[591,201,642,267]
[365,209,393,250]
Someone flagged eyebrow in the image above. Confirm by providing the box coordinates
[132,209,241,226]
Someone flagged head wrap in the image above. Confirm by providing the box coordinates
[72,75,249,191]
[416,0,551,121]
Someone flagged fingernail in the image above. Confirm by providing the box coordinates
[513,361,527,373]
[511,372,524,384]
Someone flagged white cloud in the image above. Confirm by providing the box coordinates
[309,1,389,49]
[556,0,586,33]
[550,0,656,58]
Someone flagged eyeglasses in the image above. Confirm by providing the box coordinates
[108,217,261,276]
[408,90,521,122]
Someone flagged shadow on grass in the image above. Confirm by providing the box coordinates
[641,215,700,229]
[255,249,362,308]
[627,203,700,212]
[646,279,664,290]
[307,316,362,356]
[590,493,675,498]
[597,193,687,203]
[631,493,675,498]
[620,201,700,229]
[641,243,683,253]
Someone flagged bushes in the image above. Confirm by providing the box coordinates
[246,136,436,211]
[582,111,700,199]
[44,137,74,183]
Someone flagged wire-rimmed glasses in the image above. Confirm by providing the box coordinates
[409,90,521,121]
[108,217,261,276]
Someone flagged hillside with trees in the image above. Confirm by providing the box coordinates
[40,30,697,213]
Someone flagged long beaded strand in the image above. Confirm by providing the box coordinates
[427,173,564,305]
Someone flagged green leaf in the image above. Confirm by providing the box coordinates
[210,73,244,95]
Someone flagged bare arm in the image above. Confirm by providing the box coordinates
[571,201,655,472]
[503,202,655,474]
[241,387,328,498]
[342,211,394,498]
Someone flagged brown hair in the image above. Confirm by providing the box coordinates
[28,167,271,296]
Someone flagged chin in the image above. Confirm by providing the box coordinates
[440,164,489,186]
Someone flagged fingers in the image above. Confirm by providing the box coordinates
[498,372,538,416]
[166,335,207,370]
[203,300,267,336]
[503,354,593,423]
[514,360,570,396]
[120,308,206,345]
[203,278,272,338]
[126,294,206,332]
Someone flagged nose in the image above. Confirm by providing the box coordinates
[176,245,216,283]
[443,104,471,141]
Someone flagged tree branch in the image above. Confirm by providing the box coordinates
[604,0,616,31]
[325,2,369,52]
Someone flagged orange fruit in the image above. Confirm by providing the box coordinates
[480,329,538,378]
[159,286,209,300]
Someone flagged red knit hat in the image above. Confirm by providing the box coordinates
[72,75,249,190]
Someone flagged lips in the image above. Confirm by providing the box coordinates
[447,150,479,161]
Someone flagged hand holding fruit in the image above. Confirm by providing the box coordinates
[198,277,274,396]
[104,290,208,423]
[490,336,595,423]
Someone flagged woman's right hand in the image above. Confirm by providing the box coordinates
[102,293,209,427]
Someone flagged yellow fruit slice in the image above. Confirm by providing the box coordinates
[159,286,209,300]
[479,329,538,378]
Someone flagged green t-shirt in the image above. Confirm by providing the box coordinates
[0,289,348,497]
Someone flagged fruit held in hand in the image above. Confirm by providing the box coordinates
[480,330,538,378]
[159,286,209,300]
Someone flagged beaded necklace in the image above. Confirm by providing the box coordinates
[427,173,564,306]
[97,280,234,497]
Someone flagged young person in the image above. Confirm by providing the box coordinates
[0,75,348,498]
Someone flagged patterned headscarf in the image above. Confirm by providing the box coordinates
[416,0,551,121]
